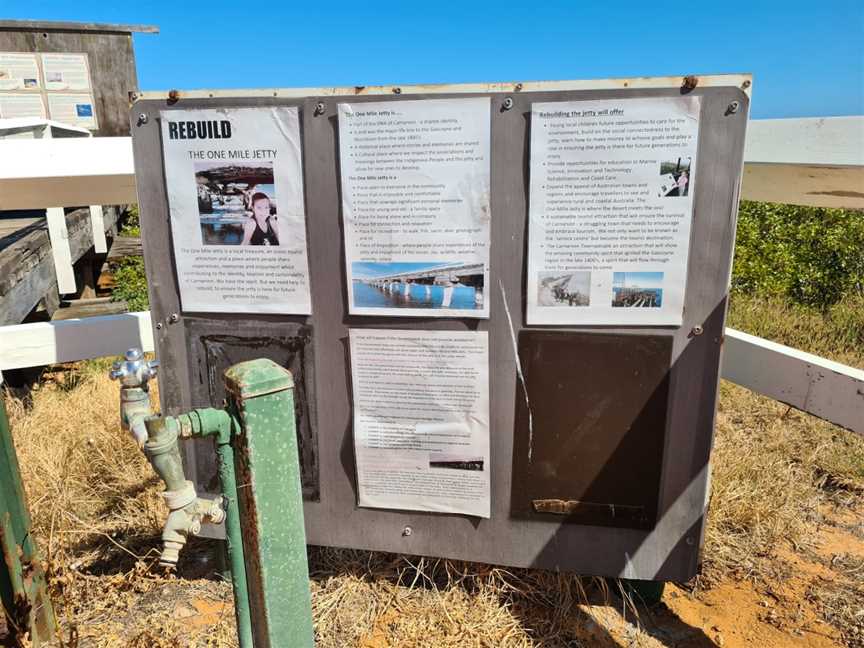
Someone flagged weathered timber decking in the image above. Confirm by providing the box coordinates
[105,236,143,262]
[0,208,119,325]
[51,297,128,321]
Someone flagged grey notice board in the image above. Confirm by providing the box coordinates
[131,75,751,581]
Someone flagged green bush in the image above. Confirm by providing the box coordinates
[111,257,149,312]
[732,201,864,308]
[120,205,141,237]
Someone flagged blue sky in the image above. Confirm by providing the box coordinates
[613,272,664,289]
[4,2,863,119]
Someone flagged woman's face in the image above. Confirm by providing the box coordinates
[252,198,270,220]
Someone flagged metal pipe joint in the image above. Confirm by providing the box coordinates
[142,414,225,567]
[110,349,226,568]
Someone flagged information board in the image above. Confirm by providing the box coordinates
[0,51,97,128]
[132,75,751,581]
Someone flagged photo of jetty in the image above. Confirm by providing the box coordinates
[612,271,664,308]
[537,271,591,307]
[352,261,485,310]
[195,161,277,245]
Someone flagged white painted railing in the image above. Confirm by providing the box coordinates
[0,312,154,371]
[0,119,133,297]
[723,329,863,434]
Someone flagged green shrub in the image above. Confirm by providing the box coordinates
[120,205,141,237]
[111,257,149,312]
[732,201,864,308]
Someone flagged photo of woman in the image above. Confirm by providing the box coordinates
[194,161,281,246]
[240,191,280,246]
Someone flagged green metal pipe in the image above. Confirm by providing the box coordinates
[142,416,186,492]
[215,432,254,648]
[0,390,56,645]
[225,359,315,648]
[175,408,254,648]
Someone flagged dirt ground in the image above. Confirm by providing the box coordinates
[139,500,859,648]
[3,366,863,647]
[55,501,860,648]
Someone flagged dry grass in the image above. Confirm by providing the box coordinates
[2,364,654,647]
[3,289,864,646]
[726,293,864,369]
[704,383,864,583]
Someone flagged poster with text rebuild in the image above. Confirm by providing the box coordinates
[339,98,491,318]
[527,96,701,325]
[161,107,312,314]
[350,329,491,517]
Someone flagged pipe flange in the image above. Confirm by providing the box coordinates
[162,480,197,510]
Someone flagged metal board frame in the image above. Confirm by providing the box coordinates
[131,75,750,581]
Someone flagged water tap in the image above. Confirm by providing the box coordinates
[110,347,159,388]
[110,347,159,447]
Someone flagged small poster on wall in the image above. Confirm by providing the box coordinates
[160,107,313,314]
[526,96,701,326]
[338,98,491,318]
[0,52,40,90]
[46,93,97,129]
[40,53,92,91]
[0,93,45,119]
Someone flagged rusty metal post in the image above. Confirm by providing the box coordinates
[0,390,56,645]
[224,359,314,648]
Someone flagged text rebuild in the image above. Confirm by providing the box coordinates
[168,120,232,140]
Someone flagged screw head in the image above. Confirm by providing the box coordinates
[168,313,179,324]
[315,101,326,115]
[502,97,514,110]
[402,526,413,537]
[137,113,148,126]
[691,325,704,336]
[392,87,402,95]
[155,322,163,330]
[727,101,740,115]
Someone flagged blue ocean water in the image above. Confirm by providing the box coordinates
[200,222,243,245]
[353,282,481,310]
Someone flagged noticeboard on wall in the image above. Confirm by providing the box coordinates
[131,75,751,582]
[0,51,97,129]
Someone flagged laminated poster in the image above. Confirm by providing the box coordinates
[160,107,312,314]
[350,329,490,518]
[0,52,40,90]
[46,93,97,129]
[0,93,45,120]
[338,98,491,318]
[526,96,701,326]
[40,53,92,91]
